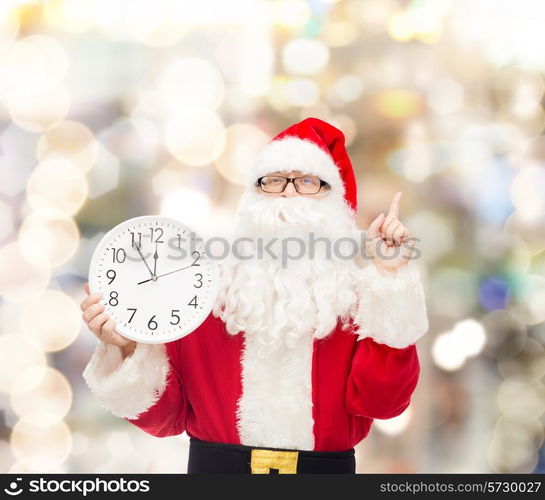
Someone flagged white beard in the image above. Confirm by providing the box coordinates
[213,190,360,354]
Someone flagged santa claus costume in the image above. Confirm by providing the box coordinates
[83,117,429,474]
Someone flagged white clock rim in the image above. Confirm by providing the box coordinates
[88,214,219,344]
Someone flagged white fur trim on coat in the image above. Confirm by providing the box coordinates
[236,332,315,451]
[249,136,345,198]
[82,340,170,420]
[354,261,429,349]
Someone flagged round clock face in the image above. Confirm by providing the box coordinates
[88,215,218,344]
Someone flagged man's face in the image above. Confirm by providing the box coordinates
[256,170,331,199]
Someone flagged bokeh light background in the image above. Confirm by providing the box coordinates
[0,0,544,474]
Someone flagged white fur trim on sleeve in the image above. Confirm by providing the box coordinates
[354,261,429,349]
[82,340,170,420]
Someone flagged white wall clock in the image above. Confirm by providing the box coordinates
[88,215,218,344]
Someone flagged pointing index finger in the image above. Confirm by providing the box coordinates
[387,192,402,218]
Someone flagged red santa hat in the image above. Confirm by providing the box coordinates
[250,117,358,215]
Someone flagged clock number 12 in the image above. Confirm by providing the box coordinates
[150,228,164,243]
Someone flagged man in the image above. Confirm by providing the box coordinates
[81,117,429,474]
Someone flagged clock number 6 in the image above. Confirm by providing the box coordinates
[148,315,158,330]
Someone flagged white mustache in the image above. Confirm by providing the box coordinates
[238,196,327,230]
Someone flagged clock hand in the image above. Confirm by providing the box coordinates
[153,242,158,277]
[137,262,196,285]
[134,241,155,278]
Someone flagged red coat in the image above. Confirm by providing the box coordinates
[83,262,427,452]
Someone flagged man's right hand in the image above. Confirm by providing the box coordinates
[81,283,137,359]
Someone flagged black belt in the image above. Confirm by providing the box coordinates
[187,437,355,474]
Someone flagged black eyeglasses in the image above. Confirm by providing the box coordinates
[256,175,330,195]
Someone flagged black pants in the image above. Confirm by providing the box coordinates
[187,438,356,474]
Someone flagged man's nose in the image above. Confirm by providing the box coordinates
[282,181,298,197]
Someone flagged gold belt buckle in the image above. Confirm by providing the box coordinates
[250,448,299,474]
